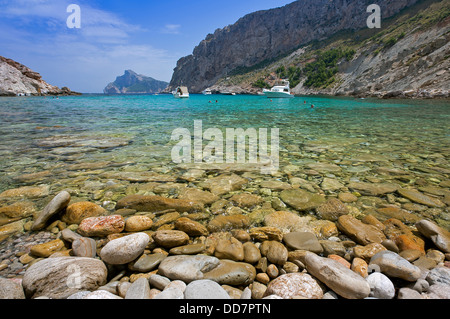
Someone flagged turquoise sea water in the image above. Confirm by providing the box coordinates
[0,94,449,225]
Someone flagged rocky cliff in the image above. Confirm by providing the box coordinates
[168,0,421,93]
[0,56,79,96]
[104,70,168,94]
[211,0,449,98]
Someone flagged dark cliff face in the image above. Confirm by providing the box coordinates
[168,0,420,92]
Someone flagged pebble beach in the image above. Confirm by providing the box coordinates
[0,95,449,300]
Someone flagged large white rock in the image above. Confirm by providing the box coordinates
[366,272,395,299]
[184,280,231,299]
[100,232,150,265]
[263,273,325,299]
[22,257,108,299]
[304,253,371,299]
[125,277,151,299]
[369,251,422,282]
[158,255,220,283]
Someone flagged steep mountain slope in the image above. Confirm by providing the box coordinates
[0,56,79,96]
[104,70,168,94]
[212,0,450,98]
[167,0,421,93]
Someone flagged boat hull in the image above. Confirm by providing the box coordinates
[263,91,294,98]
[173,94,190,98]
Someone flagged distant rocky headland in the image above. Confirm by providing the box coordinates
[104,70,168,95]
[0,56,81,97]
[168,0,449,99]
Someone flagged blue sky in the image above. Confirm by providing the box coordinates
[0,0,294,93]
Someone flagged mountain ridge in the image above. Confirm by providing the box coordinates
[167,0,423,93]
[104,70,168,94]
[211,0,449,98]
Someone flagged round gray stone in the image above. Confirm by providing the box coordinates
[100,232,150,265]
[366,272,395,299]
[184,280,231,299]
[283,232,323,253]
[369,251,422,282]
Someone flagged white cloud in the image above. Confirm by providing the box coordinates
[0,0,177,92]
[162,24,181,34]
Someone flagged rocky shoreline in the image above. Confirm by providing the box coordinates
[0,177,449,299]
[0,56,81,97]
[208,84,450,100]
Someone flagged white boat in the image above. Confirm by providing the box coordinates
[220,90,235,95]
[263,79,294,98]
[202,88,212,95]
[172,86,190,98]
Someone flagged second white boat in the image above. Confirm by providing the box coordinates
[263,79,294,98]
[172,86,190,98]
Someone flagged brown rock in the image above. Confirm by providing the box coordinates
[0,185,50,199]
[177,188,219,205]
[30,239,66,258]
[361,214,385,231]
[375,206,421,224]
[125,215,153,232]
[230,193,263,208]
[353,243,387,262]
[260,241,288,265]
[383,218,413,240]
[397,188,444,208]
[77,215,125,237]
[328,254,351,268]
[199,173,248,195]
[337,215,386,245]
[169,243,206,255]
[280,189,326,211]
[351,257,369,278]
[115,195,204,213]
[152,230,189,248]
[395,234,425,254]
[283,232,323,254]
[215,237,244,261]
[249,226,283,242]
[62,201,106,225]
[315,198,348,221]
[347,182,399,196]
[266,264,279,279]
[203,259,256,286]
[338,192,358,203]
[0,201,35,226]
[231,229,251,242]
[174,217,208,236]
[320,221,339,238]
[153,212,180,229]
[207,214,250,232]
[243,242,261,264]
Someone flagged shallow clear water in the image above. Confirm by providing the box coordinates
[0,94,449,222]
